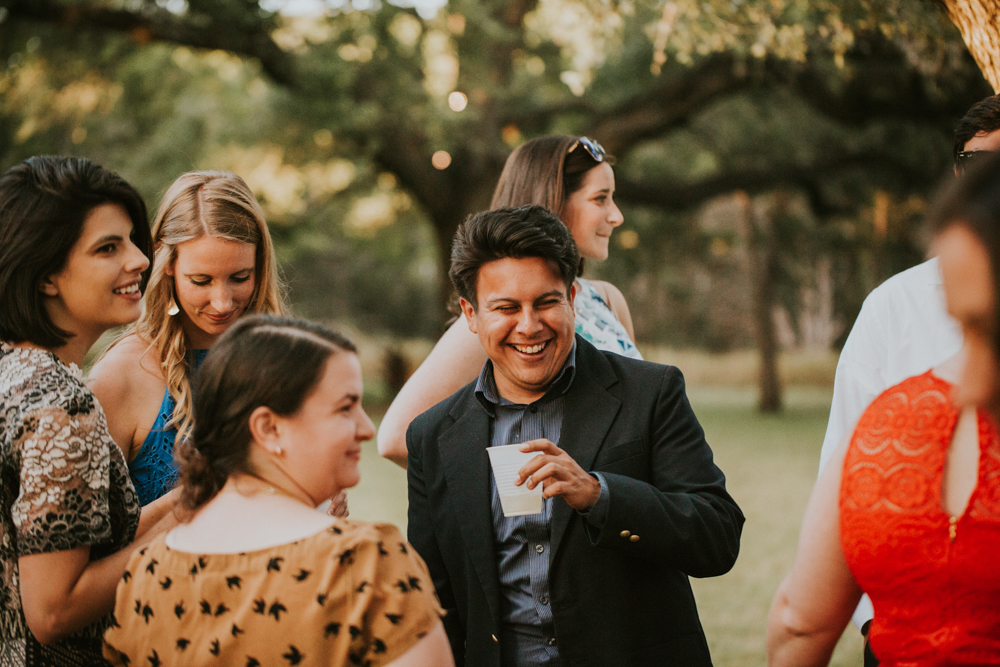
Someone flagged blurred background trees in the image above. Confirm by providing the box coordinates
[0,0,994,409]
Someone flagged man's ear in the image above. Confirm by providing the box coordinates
[247,405,282,454]
[568,282,577,314]
[459,297,478,334]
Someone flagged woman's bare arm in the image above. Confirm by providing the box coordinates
[377,318,486,468]
[385,621,455,667]
[136,488,181,538]
[767,435,862,666]
[18,503,178,644]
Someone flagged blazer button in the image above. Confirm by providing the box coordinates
[620,530,630,538]
[492,634,498,643]
[630,535,640,542]
[548,637,557,647]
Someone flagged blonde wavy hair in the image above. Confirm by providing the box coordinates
[117,171,286,444]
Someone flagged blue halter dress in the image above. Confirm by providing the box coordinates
[129,349,208,506]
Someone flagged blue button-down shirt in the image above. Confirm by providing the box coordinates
[474,344,610,667]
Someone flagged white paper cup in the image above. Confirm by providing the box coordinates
[487,444,544,516]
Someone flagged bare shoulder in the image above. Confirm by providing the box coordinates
[89,334,163,389]
[88,335,166,454]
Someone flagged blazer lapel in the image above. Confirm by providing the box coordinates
[550,340,622,559]
[439,394,502,624]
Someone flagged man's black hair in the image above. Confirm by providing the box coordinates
[954,94,1000,163]
[449,205,579,308]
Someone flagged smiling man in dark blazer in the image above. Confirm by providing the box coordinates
[406,205,744,667]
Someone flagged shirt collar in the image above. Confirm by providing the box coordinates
[475,341,577,416]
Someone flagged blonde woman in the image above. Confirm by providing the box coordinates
[90,171,286,506]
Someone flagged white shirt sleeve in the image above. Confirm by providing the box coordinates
[818,292,889,473]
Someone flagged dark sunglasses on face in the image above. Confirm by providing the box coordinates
[956,149,998,174]
[568,136,606,163]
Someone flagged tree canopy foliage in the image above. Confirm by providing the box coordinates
[0,0,992,351]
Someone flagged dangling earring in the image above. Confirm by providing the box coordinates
[167,283,180,316]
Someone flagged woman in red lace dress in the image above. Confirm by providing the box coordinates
[767,154,1000,667]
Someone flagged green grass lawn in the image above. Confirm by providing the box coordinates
[684,387,861,666]
[347,385,861,667]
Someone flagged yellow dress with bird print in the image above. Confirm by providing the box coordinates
[103,520,444,667]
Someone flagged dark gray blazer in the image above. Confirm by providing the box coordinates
[406,336,744,667]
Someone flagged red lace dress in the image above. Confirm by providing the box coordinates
[840,372,1000,666]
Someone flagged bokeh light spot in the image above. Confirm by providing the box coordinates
[313,129,333,148]
[432,151,452,170]
[617,230,639,249]
[448,91,468,112]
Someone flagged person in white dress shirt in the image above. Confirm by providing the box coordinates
[818,93,1000,666]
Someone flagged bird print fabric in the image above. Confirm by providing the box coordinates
[103,520,444,667]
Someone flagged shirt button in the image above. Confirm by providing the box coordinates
[548,637,557,647]
[530,404,538,413]
[620,530,630,538]
[534,544,544,554]
[630,535,640,542]
[539,595,548,605]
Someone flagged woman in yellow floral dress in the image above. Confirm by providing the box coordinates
[104,315,453,667]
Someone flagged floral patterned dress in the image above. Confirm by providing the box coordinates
[0,346,140,666]
[573,278,642,360]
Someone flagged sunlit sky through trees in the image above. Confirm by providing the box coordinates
[262,0,447,19]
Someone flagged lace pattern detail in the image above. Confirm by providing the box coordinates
[971,413,1000,520]
[842,382,956,515]
[840,371,1000,665]
[0,347,139,664]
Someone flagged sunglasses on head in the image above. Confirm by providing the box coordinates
[568,137,606,163]
[956,149,998,174]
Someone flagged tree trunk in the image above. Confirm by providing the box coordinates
[939,0,1000,93]
[738,191,783,413]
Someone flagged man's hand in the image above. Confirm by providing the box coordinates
[515,439,601,511]
[327,490,349,518]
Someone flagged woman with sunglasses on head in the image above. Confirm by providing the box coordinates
[103,315,453,667]
[378,135,639,467]
[89,171,290,509]
[0,156,179,664]
[767,155,1000,666]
